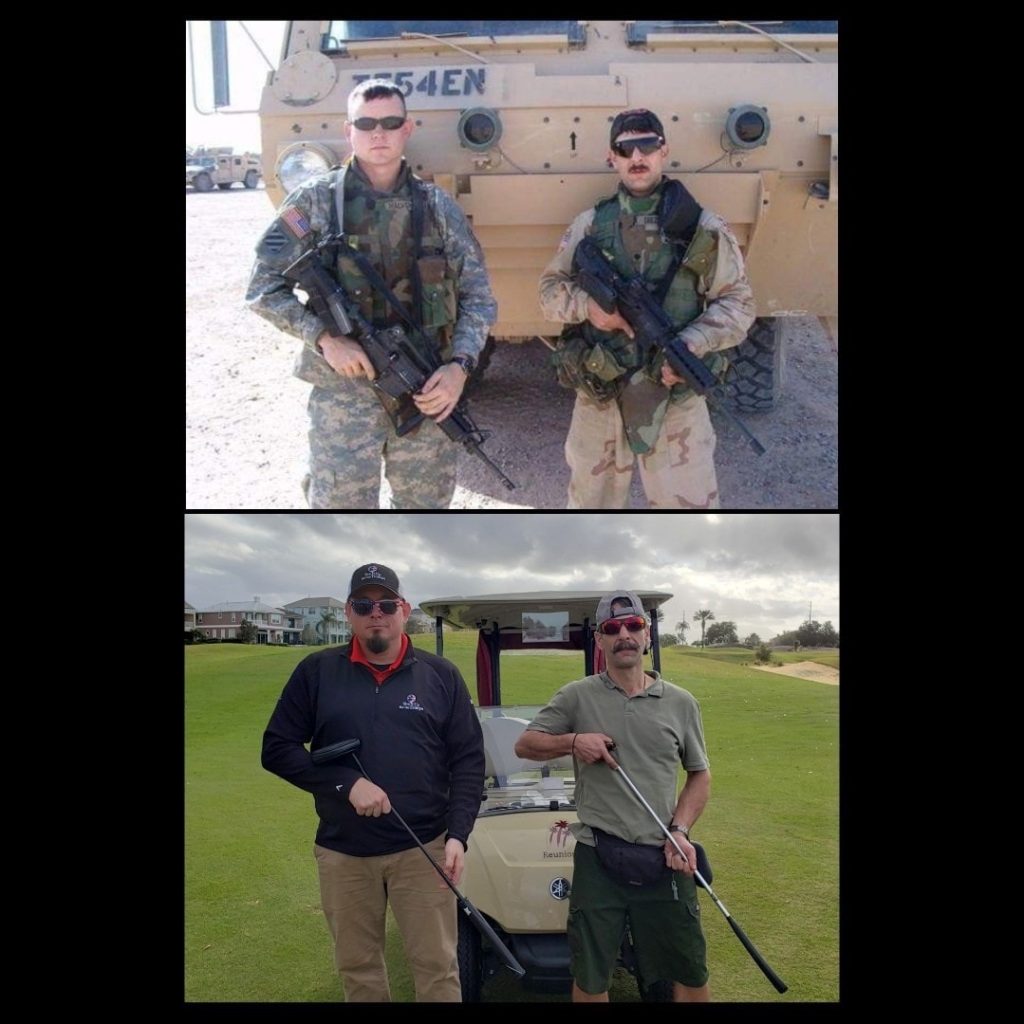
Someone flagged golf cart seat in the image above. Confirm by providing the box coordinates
[481,715,574,787]
[482,716,536,786]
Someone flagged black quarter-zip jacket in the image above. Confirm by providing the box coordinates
[261,641,485,856]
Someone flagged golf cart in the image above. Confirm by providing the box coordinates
[418,590,673,1002]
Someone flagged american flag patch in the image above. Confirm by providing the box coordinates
[281,206,311,239]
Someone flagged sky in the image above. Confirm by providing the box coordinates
[186,20,287,154]
[184,513,839,642]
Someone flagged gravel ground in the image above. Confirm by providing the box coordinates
[186,187,837,509]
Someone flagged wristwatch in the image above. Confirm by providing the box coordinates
[449,354,475,376]
[669,824,690,838]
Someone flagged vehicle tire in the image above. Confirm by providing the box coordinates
[723,316,786,412]
[638,978,674,1002]
[217,183,233,190]
[194,172,214,193]
[457,913,484,1002]
[244,170,260,189]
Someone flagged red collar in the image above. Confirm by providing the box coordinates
[350,633,409,685]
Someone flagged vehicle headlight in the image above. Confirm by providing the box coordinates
[457,108,503,151]
[725,105,771,150]
[276,144,337,194]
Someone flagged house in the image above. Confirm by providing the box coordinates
[282,597,350,645]
[192,598,303,644]
[185,601,197,633]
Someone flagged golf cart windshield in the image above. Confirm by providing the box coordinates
[419,590,674,706]
[477,706,575,815]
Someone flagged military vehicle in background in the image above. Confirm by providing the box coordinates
[185,146,262,192]
[208,19,837,409]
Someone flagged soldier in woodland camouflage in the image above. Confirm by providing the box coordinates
[538,109,756,509]
[246,80,496,508]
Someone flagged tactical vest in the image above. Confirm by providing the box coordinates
[575,185,727,395]
[329,160,458,364]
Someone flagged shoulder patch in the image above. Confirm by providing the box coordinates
[281,206,311,240]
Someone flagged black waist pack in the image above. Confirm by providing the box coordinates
[592,828,670,887]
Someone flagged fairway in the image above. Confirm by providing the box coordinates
[185,636,838,1002]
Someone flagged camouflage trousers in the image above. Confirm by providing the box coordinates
[304,384,457,509]
[564,391,720,509]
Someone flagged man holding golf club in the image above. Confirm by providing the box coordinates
[261,563,485,1002]
[515,590,712,1002]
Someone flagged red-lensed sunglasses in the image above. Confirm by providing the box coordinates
[598,615,647,635]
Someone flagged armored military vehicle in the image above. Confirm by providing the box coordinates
[214,20,837,408]
[186,146,262,191]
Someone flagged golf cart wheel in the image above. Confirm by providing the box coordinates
[457,913,484,1002]
[639,978,674,1002]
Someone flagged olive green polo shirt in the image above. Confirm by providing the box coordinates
[525,670,709,847]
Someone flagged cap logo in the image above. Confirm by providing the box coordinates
[364,566,386,581]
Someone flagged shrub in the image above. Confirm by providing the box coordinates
[754,643,773,664]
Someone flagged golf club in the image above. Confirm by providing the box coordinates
[610,761,788,994]
[311,738,525,979]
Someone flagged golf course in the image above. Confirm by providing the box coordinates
[185,634,838,1002]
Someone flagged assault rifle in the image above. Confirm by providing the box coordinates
[284,237,515,490]
[574,235,766,456]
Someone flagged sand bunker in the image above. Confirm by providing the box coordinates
[750,660,839,685]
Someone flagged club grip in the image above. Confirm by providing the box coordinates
[726,916,788,993]
[310,740,359,765]
[458,897,525,977]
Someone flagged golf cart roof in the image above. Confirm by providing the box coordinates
[418,590,673,630]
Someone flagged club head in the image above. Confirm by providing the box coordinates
[311,738,361,765]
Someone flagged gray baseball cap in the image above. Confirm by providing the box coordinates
[595,590,647,625]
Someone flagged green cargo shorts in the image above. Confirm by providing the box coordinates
[567,840,708,993]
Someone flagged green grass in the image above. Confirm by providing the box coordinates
[186,636,838,1003]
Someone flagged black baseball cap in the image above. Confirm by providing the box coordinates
[609,108,666,147]
[348,563,403,599]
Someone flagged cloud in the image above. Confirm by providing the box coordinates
[185,513,839,640]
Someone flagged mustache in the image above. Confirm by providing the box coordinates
[629,163,649,172]
[613,640,640,652]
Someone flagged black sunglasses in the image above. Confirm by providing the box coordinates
[598,615,647,635]
[350,116,407,132]
[611,135,663,158]
[350,598,401,616]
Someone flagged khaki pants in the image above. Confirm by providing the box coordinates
[314,836,460,1002]
[564,392,720,509]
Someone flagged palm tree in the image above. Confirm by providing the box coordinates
[693,609,715,648]
[675,619,690,643]
[318,610,339,645]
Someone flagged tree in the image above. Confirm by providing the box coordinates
[743,633,761,648]
[301,623,317,645]
[659,633,678,648]
[693,609,715,648]
[675,619,690,644]
[318,610,339,645]
[818,621,840,647]
[706,621,738,646]
[238,619,258,644]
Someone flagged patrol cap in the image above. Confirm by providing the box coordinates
[609,109,666,147]
[595,590,647,625]
[348,563,403,599]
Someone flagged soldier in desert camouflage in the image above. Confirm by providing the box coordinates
[539,109,756,509]
[246,79,496,509]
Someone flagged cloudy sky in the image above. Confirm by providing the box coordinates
[185,513,838,641]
